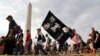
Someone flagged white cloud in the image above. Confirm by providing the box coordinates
[33,7,40,13]
[30,0,40,3]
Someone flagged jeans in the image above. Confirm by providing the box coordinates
[14,42,24,55]
[35,44,47,55]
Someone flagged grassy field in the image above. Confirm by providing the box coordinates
[58,53,100,56]
[31,53,100,56]
[0,52,100,56]
[0,53,100,56]
[31,52,100,56]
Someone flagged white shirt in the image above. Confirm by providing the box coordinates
[36,32,43,45]
[37,40,43,45]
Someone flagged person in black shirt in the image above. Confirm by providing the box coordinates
[91,27,100,49]
[3,15,18,55]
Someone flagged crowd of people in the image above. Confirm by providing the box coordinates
[0,15,100,55]
[32,27,100,55]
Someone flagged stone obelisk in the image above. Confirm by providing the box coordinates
[24,3,32,45]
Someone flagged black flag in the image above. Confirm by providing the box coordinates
[42,11,73,43]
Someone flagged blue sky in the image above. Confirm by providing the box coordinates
[0,0,100,44]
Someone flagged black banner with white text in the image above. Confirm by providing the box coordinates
[42,11,73,43]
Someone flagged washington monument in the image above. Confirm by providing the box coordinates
[24,3,32,45]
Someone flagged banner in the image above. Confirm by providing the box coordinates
[42,11,73,43]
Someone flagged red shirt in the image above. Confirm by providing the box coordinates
[26,32,31,41]
[72,33,78,44]
[0,45,4,53]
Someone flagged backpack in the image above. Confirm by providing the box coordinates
[15,25,22,33]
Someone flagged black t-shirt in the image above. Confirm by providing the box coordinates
[9,20,17,29]
[7,20,17,37]
[91,31,100,42]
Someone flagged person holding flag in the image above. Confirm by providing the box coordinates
[35,28,47,55]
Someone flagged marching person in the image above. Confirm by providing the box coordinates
[15,30,24,55]
[35,28,47,55]
[24,30,32,55]
[0,36,4,54]
[90,27,100,50]
[45,34,51,52]
[71,29,80,53]
[88,34,94,53]
[4,15,18,54]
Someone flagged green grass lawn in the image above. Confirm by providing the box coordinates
[1,52,100,56]
[31,52,100,56]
